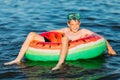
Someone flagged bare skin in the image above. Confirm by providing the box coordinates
[51,35,69,70]
[51,20,117,70]
[4,20,116,71]
[4,32,45,65]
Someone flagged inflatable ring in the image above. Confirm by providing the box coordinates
[25,32,107,61]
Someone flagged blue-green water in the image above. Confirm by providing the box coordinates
[0,0,120,80]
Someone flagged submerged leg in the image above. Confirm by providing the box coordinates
[51,35,69,70]
[4,32,44,65]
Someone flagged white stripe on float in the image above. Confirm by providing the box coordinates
[28,38,105,55]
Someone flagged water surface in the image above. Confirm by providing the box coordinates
[0,0,120,80]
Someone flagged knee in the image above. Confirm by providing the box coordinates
[28,32,36,36]
[26,32,37,40]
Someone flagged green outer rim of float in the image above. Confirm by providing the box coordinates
[25,39,106,61]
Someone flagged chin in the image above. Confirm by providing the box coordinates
[70,29,79,33]
[72,30,78,33]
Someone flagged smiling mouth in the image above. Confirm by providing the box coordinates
[71,29,79,33]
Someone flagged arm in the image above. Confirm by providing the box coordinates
[83,28,116,55]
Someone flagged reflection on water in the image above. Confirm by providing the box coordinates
[19,56,107,80]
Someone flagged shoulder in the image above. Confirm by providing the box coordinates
[81,28,90,31]
[80,28,95,34]
[81,28,92,32]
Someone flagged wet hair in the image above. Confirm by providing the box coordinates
[67,13,80,24]
[68,19,80,24]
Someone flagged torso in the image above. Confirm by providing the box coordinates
[62,28,93,41]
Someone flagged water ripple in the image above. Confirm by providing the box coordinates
[0,0,120,80]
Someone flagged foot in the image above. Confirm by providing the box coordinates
[51,65,62,71]
[4,60,21,65]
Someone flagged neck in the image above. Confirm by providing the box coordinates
[69,29,80,34]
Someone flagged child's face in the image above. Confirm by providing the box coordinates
[68,20,80,33]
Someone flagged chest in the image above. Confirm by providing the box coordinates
[65,30,85,41]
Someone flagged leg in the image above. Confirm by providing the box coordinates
[51,35,69,70]
[4,32,45,65]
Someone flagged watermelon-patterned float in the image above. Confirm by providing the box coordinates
[25,32,107,61]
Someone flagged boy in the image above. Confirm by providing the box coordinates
[4,13,116,71]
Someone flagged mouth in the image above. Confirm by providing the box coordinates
[71,29,79,33]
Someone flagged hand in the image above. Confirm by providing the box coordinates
[108,48,117,55]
